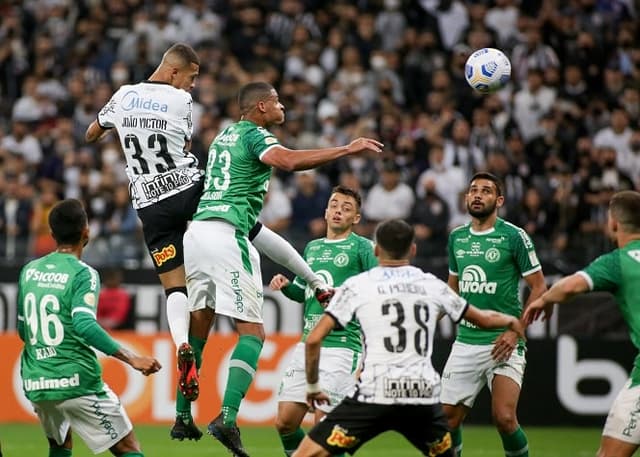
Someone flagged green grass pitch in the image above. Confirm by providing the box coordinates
[0,423,601,456]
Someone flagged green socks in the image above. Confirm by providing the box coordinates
[175,335,207,421]
[500,427,528,457]
[49,448,72,457]
[121,453,144,457]
[451,427,463,456]
[280,428,305,456]
[222,335,263,425]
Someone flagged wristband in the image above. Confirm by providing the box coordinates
[306,382,321,394]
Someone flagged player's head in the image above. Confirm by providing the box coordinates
[49,199,89,247]
[238,82,285,126]
[374,219,416,262]
[325,185,362,235]
[466,172,504,220]
[608,190,640,241]
[161,43,200,92]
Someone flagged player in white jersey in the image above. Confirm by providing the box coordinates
[85,44,336,443]
[85,43,203,409]
[293,219,526,457]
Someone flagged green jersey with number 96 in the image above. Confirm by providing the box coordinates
[18,252,103,402]
[193,120,280,234]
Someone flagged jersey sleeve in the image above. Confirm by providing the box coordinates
[510,227,542,277]
[70,265,101,319]
[447,231,458,276]
[96,88,121,129]
[431,278,468,323]
[325,280,359,328]
[16,266,26,340]
[180,92,194,141]
[579,250,620,293]
[244,125,280,160]
[359,238,378,270]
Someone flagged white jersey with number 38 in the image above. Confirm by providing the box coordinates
[97,81,203,209]
[326,265,468,405]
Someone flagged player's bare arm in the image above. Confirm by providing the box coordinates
[85,120,111,143]
[269,274,290,290]
[304,314,337,410]
[261,137,383,172]
[492,270,547,361]
[463,305,526,341]
[447,274,459,293]
[523,273,590,325]
[112,347,162,376]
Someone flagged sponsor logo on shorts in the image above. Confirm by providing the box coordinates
[230,271,244,313]
[383,377,434,398]
[92,400,119,440]
[152,244,177,266]
[24,373,80,391]
[428,432,452,456]
[623,397,640,437]
[326,425,358,449]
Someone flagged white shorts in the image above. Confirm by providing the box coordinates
[440,341,526,408]
[184,220,264,323]
[32,385,132,455]
[603,379,640,444]
[278,342,361,413]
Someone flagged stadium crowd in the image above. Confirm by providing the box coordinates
[0,0,638,273]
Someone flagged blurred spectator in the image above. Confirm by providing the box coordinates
[289,170,330,240]
[415,144,466,230]
[510,21,559,85]
[97,268,133,330]
[362,160,415,232]
[443,118,485,181]
[1,118,43,169]
[512,67,556,142]
[0,173,32,262]
[30,184,59,258]
[409,177,450,259]
[259,177,292,234]
[507,187,557,250]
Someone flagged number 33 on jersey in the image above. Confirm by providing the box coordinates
[97,81,203,209]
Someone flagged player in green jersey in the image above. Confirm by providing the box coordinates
[269,185,377,456]
[183,81,383,456]
[524,190,640,457]
[17,199,161,457]
[441,172,548,457]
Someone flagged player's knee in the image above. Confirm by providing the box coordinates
[491,408,517,433]
[442,405,464,429]
[275,415,297,435]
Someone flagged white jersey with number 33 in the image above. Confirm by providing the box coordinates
[325,265,468,405]
[97,81,203,209]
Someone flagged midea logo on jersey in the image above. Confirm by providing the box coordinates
[121,90,168,112]
[459,265,497,294]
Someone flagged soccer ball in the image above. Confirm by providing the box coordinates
[464,48,511,94]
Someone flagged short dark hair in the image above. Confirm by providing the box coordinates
[610,190,640,233]
[165,43,200,66]
[238,82,274,114]
[331,185,362,210]
[374,219,414,260]
[49,199,88,245]
[469,172,504,197]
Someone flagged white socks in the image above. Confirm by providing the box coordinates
[166,290,189,349]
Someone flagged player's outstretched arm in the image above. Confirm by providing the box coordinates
[522,273,590,324]
[463,305,526,341]
[112,347,162,376]
[85,120,110,143]
[304,314,337,410]
[261,137,383,172]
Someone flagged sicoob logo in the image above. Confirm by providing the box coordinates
[153,244,177,266]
